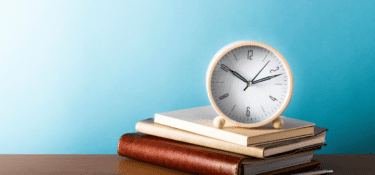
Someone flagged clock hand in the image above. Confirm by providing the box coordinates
[221,64,249,84]
[243,81,252,91]
[250,60,270,83]
[244,60,270,91]
[231,71,249,83]
[252,73,283,85]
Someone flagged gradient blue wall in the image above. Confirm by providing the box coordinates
[1,0,374,154]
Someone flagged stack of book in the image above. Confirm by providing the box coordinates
[117,106,327,175]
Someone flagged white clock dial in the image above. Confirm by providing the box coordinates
[209,45,292,124]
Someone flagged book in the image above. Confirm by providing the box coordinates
[117,133,323,175]
[257,160,320,175]
[117,157,321,175]
[154,106,315,146]
[136,118,327,158]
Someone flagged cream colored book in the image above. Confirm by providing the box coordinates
[136,118,327,158]
[154,106,315,146]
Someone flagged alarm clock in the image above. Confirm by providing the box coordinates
[206,41,293,129]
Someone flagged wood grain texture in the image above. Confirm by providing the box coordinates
[0,154,191,175]
[0,154,374,175]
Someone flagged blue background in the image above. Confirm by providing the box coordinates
[1,0,374,154]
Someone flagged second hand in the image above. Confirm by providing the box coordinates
[244,60,270,91]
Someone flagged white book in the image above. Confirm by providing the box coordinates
[136,118,326,158]
[155,106,315,146]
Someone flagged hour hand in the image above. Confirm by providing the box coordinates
[221,64,248,83]
[252,73,283,85]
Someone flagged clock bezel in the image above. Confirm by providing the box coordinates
[206,41,294,128]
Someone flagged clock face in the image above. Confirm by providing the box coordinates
[209,44,292,125]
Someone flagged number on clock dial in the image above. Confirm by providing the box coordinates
[211,46,290,124]
[270,66,279,73]
[269,96,278,101]
[220,64,230,72]
[246,107,250,117]
[219,93,229,100]
[247,50,253,60]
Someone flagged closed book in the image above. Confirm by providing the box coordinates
[117,157,320,175]
[117,133,323,175]
[154,106,315,146]
[136,118,327,158]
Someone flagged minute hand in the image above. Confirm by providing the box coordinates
[252,73,283,85]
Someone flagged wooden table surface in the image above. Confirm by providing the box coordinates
[0,154,374,175]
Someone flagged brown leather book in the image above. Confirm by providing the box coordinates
[117,133,324,175]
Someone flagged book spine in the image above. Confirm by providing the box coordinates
[135,120,265,158]
[117,133,246,175]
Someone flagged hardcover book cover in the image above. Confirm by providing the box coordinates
[155,106,315,146]
[136,118,327,158]
[117,133,323,175]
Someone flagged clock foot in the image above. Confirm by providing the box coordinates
[272,117,284,129]
[213,116,226,129]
